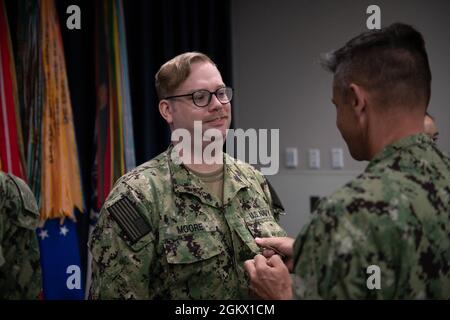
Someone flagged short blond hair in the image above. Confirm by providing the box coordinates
[155,52,215,100]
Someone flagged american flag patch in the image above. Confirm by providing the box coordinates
[107,197,151,244]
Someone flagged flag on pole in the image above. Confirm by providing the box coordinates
[15,0,85,299]
[15,0,43,202]
[86,0,136,296]
[40,0,84,220]
[0,0,26,178]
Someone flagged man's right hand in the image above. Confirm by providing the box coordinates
[255,237,295,272]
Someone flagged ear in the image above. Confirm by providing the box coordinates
[159,100,173,125]
[348,83,367,119]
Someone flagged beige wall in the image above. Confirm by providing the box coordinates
[231,0,450,236]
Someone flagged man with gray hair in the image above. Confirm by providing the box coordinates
[245,23,450,299]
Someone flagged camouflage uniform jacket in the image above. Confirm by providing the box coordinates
[292,134,450,299]
[0,172,42,299]
[89,146,286,299]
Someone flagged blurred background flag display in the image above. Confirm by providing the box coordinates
[13,0,85,299]
[0,0,25,178]
[86,0,136,296]
[4,0,135,299]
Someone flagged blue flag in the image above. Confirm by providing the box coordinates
[37,217,84,300]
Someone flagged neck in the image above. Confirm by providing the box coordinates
[184,162,223,174]
[172,140,225,173]
[366,112,423,159]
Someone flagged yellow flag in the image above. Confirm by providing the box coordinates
[40,0,83,220]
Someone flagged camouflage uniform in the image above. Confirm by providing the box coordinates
[0,172,42,299]
[292,134,450,299]
[89,146,286,299]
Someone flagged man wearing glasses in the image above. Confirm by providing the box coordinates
[89,52,286,299]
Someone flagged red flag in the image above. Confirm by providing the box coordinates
[0,0,25,178]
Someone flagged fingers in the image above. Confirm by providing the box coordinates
[255,237,295,257]
[246,255,270,300]
[245,255,270,278]
[253,254,268,271]
[246,254,293,300]
[261,248,276,258]
[244,258,256,279]
[267,254,284,268]
[255,237,284,248]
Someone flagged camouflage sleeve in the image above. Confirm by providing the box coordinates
[294,198,386,299]
[263,178,286,221]
[88,181,157,299]
[0,174,42,300]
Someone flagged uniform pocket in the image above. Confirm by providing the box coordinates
[128,231,155,252]
[233,224,261,254]
[160,227,232,299]
[244,211,287,238]
[162,230,222,264]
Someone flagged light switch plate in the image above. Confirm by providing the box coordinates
[308,149,320,169]
[331,148,344,169]
[285,147,298,168]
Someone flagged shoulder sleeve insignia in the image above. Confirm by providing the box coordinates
[107,197,151,244]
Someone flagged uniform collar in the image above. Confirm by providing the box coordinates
[167,145,251,207]
[366,133,432,170]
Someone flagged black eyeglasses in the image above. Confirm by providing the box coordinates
[163,87,233,107]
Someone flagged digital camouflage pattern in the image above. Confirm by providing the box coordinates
[0,172,42,299]
[89,145,286,299]
[292,134,450,299]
